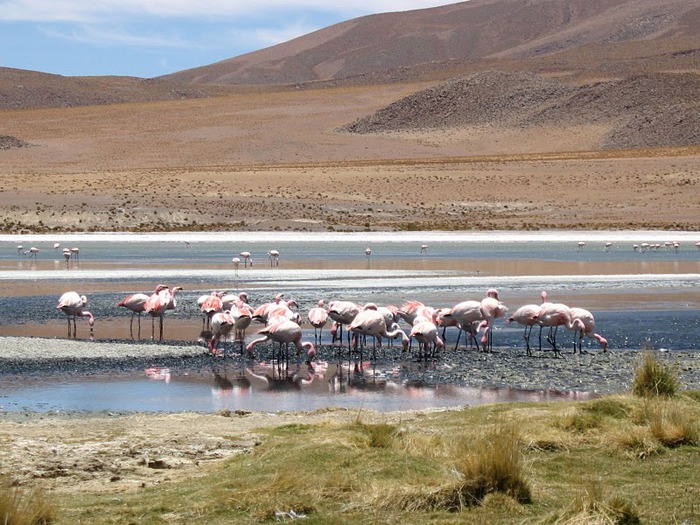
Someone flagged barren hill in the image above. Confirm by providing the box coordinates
[0,67,225,111]
[340,71,700,149]
[162,0,700,86]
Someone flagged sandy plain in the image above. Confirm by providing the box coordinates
[1,83,698,233]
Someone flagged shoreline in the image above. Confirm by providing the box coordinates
[2,337,699,401]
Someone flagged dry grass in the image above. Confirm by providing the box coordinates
[632,351,679,398]
[543,481,641,525]
[0,475,56,525]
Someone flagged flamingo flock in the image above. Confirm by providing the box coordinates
[57,282,611,362]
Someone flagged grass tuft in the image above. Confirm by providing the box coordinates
[451,424,532,507]
[632,351,678,398]
[582,398,630,419]
[0,475,56,525]
[351,421,400,448]
[644,400,699,448]
[545,481,641,525]
[556,410,603,434]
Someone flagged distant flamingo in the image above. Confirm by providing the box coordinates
[604,242,612,252]
[569,307,608,353]
[70,247,80,260]
[308,299,329,344]
[268,250,280,267]
[16,245,23,256]
[143,285,172,341]
[246,319,316,363]
[62,250,71,266]
[240,251,253,268]
[577,242,586,251]
[53,243,61,250]
[420,244,429,254]
[26,247,40,258]
[231,257,241,277]
[117,292,149,339]
[57,291,94,339]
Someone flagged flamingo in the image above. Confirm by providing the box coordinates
[604,242,612,252]
[143,285,172,341]
[231,304,253,350]
[440,300,483,350]
[62,250,71,266]
[240,251,253,268]
[479,290,508,352]
[57,291,94,339]
[53,243,61,250]
[166,286,183,311]
[246,319,316,363]
[231,257,241,277]
[569,307,608,353]
[209,311,236,355]
[409,319,444,358]
[531,302,578,357]
[26,247,40,258]
[16,245,23,256]
[365,247,372,259]
[348,308,409,355]
[199,291,224,329]
[326,300,361,346]
[268,250,280,267]
[308,299,329,344]
[420,244,429,254]
[221,291,249,311]
[577,242,586,251]
[506,304,542,356]
[117,292,149,339]
[70,247,80,260]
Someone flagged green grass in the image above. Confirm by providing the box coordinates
[42,393,700,524]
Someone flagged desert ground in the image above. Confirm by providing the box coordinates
[1,82,698,233]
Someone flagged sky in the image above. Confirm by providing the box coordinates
[0,0,454,78]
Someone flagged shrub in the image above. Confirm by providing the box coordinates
[632,352,678,398]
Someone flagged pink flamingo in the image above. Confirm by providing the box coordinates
[569,307,608,353]
[409,319,444,358]
[308,299,329,344]
[117,292,149,339]
[239,251,253,268]
[348,308,409,355]
[143,285,172,341]
[440,300,483,350]
[57,291,94,339]
[209,311,236,355]
[221,291,248,311]
[479,290,508,352]
[506,303,542,356]
[268,250,280,267]
[199,291,224,329]
[231,257,241,277]
[326,300,361,346]
[246,319,316,363]
[531,302,578,357]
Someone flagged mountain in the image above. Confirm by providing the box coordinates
[161,0,700,86]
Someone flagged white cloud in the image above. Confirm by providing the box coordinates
[39,24,193,48]
[0,0,454,22]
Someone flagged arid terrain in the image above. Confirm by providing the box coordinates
[0,0,698,233]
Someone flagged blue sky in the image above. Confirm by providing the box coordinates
[0,1,453,78]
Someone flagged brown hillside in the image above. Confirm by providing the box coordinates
[340,71,700,149]
[0,67,228,111]
[162,0,699,86]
